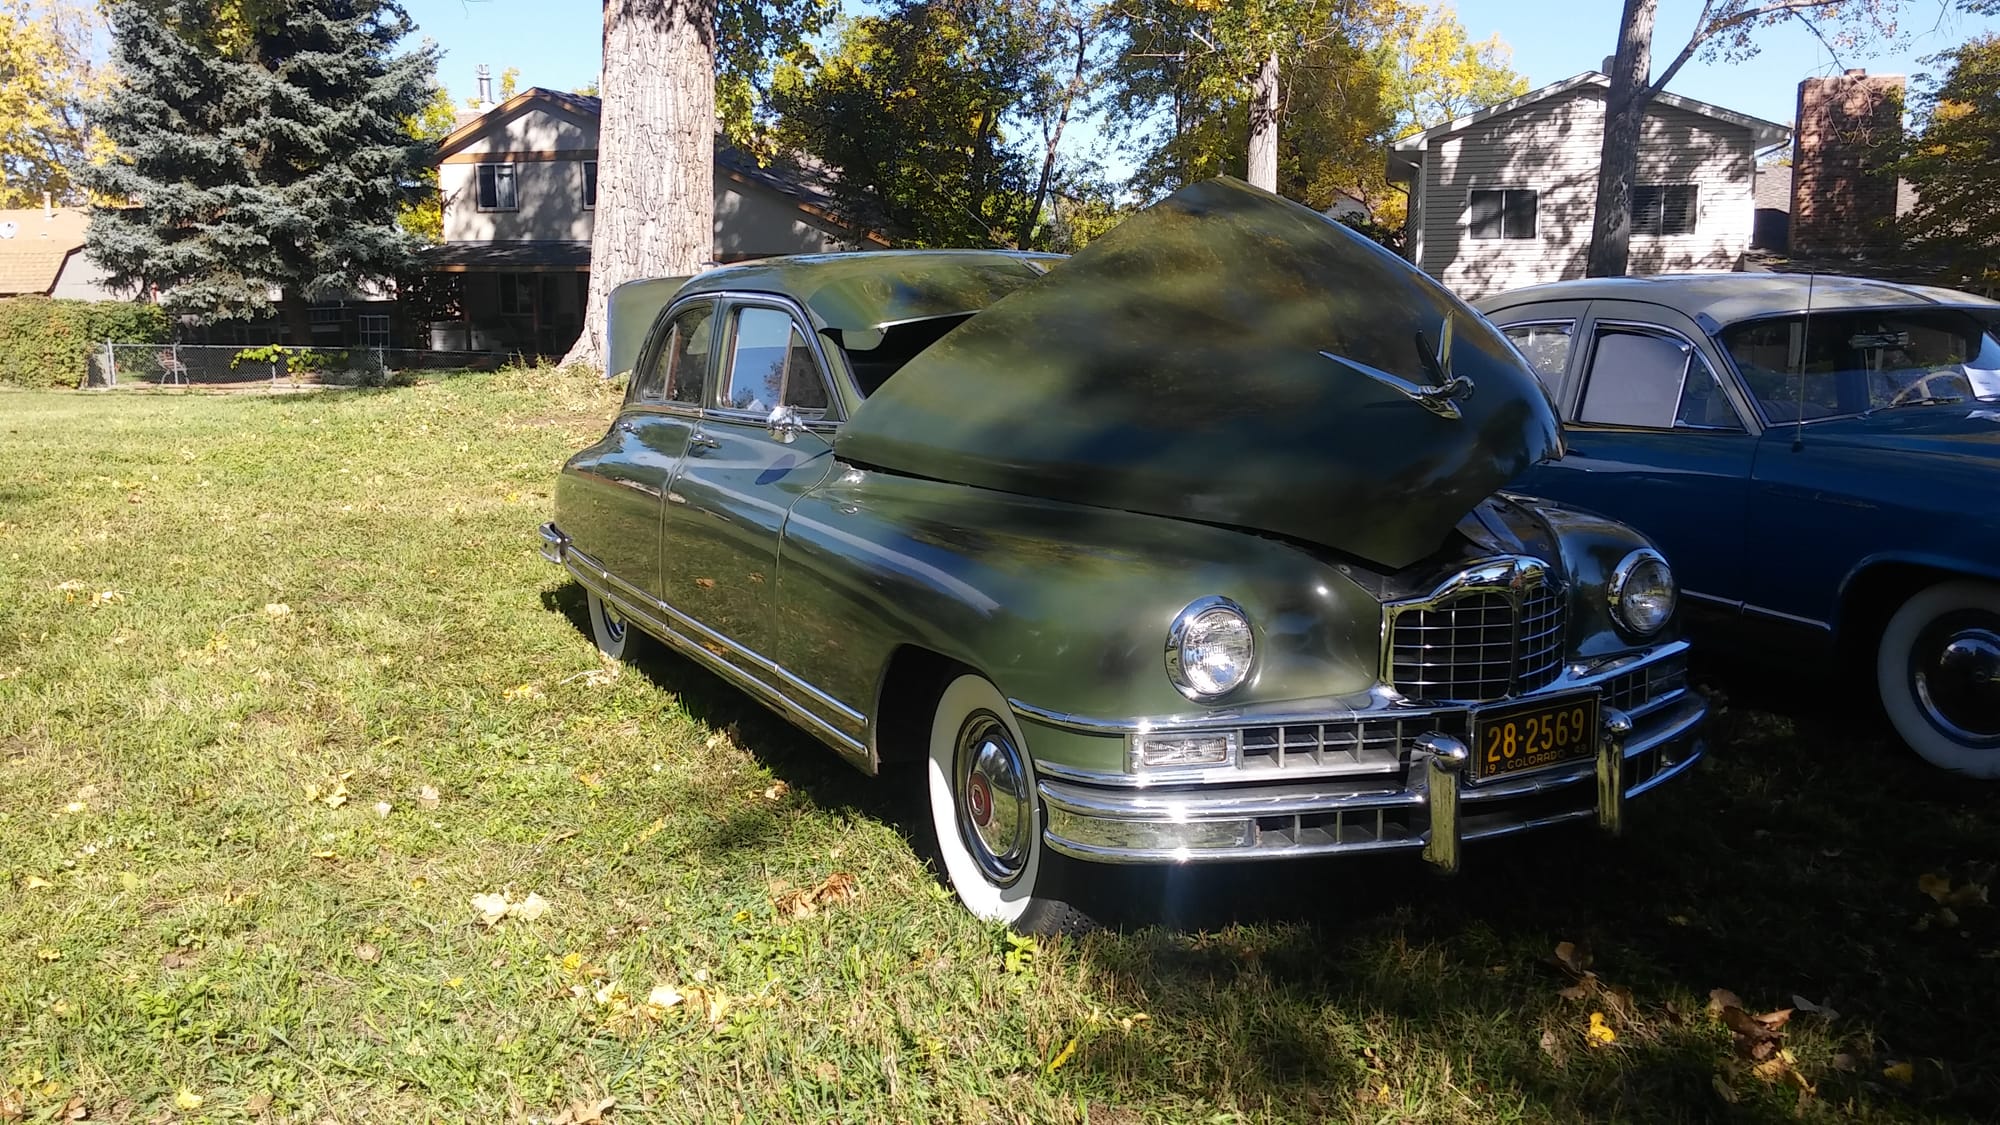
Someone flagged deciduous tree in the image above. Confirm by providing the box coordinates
[1379,1,1527,137]
[0,0,109,207]
[1889,33,2000,288]
[83,0,438,339]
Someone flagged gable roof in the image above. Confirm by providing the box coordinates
[1389,71,1791,178]
[0,207,90,297]
[434,87,889,247]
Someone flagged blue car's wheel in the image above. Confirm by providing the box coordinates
[1877,580,2000,778]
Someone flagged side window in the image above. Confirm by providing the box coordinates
[1470,188,1537,240]
[1500,321,1573,392]
[1577,327,1692,428]
[662,304,713,405]
[1673,350,1744,430]
[721,306,834,419]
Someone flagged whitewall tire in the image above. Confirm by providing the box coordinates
[1875,580,2000,778]
[925,674,1090,932]
[586,589,633,661]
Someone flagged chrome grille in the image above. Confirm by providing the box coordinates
[1603,653,1688,716]
[1238,713,1468,776]
[1387,558,1567,703]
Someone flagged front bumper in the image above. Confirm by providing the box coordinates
[1034,650,1707,869]
[538,521,569,565]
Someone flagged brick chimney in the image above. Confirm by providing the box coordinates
[1789,69,1904,256]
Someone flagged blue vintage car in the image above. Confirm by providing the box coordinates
[1477,275,2000,777]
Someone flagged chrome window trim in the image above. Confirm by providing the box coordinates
[1575,318,1751,434]
[711,293,846,424]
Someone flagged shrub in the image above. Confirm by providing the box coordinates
[0,297,170,389]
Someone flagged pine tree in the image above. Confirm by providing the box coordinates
[83,0,436,339]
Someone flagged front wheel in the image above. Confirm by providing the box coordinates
[925,674,1092,932]
[1875,580,2000,777]
[586,589,634,661]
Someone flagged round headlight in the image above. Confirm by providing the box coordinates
[1166,597,1255,700]
[1609,549,1677,636]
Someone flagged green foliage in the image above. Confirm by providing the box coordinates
[769,1,1043,247]
[1378,1,1528,138]
[0,0,110,206]
[399,83,460,245]
[81,0,438,327]
[0,295,166,388]
[1888,34,2000,290]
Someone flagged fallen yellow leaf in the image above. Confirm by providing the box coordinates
[263,603,291,617]
[1883,1061,1914,1084]
[24,875,53,890]
[1586,1011,1617,1045]
[175,1088,203,1110]
[1046,1035,1079,1073]
[646,984,684,1010]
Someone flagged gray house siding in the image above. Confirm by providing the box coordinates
[1395,78,1773,300]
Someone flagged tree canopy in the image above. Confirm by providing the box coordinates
[0,0,109,207]
[1890,33,2000,289]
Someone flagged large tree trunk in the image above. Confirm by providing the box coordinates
[1246,50,1279,192]
[560,0,717,372]
[1586,0,1657,278]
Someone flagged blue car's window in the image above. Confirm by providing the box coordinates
[1723,309,2000,421]
[1674,352,1744,431]
[1578,328,1689,428]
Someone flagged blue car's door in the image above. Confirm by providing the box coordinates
[1511,302,1760,608]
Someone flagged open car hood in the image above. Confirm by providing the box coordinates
[834,177,1562,570]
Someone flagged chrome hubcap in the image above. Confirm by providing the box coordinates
[955,713,1031,885]
[602,602,627,643]
[1911,617,2000,749]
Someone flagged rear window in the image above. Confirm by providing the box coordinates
[1722,308,2000,420]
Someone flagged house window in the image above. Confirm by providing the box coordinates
[476,163,518,211]
[1469,189,1537,240]
[1632,184,1697,236]
[499,274,536,316]
[359,314,390,348]
[582,160,598,210]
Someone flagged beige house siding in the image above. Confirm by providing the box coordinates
[48,249,125,300]
[1413,86,1755,299]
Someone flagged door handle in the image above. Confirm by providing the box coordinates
[689,430,720,451]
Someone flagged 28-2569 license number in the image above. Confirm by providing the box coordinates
[1470,692,1601,781]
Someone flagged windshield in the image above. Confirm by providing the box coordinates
[1720,307,2000,421]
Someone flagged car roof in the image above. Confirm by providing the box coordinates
[1474,273,2000,329]
[676,249,1062,338]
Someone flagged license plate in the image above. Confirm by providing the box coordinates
[1471,692,1601,781]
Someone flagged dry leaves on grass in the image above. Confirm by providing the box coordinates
[501,682,544,702]
[472,890,551,926]
[1913,872,1991,931]
[770,872,859,919]
[304,770,353,808]
[418,784,441,809]
[549,1098,616,1125]
[1709,989,1812,1092]
[762,781,790,801]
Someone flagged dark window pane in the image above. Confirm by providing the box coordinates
[1469,190,1504,239]
[1578,328,1689,428]
[664,304,713,404]
[583,160,598,209]
[1663,184,1696,234]
[1502,189,1537,238]
[476,165,496,209]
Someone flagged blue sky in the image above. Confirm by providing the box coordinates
[403,0,2000,154]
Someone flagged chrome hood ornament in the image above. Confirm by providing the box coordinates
[1320,312,1476,420]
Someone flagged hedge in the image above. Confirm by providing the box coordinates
[0,297,170,389]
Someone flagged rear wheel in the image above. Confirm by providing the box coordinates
[1875,580,2000,778]
[925,674,1092,932]
[586,589,633,661]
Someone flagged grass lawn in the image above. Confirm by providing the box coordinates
[1,370,1995,1123]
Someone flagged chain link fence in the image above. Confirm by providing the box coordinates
[87,343,515,391]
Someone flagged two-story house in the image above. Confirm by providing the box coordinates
[1387,72,1790,299]
[426,86,887,357]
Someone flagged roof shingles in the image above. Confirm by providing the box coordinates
[0,207,89,297]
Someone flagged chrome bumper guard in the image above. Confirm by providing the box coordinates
[1037,666,1707,869]
[538,522,570,565]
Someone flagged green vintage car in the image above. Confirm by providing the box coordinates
[540,178,1707,930]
